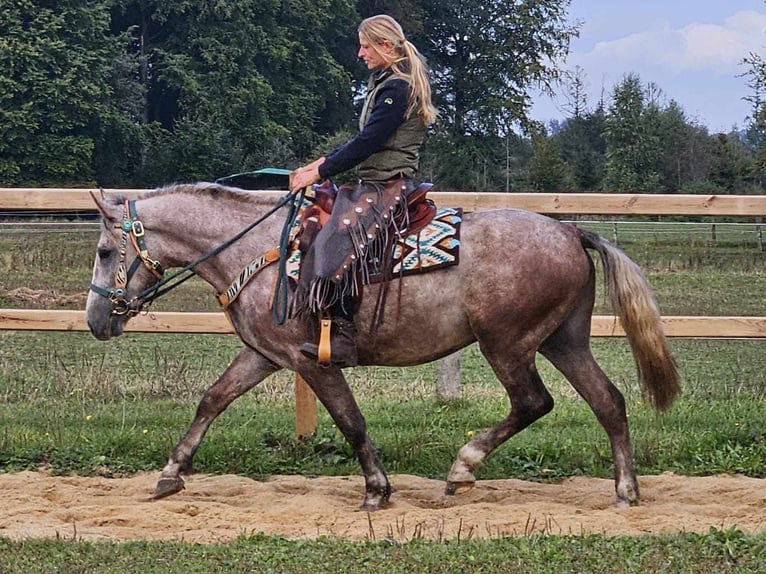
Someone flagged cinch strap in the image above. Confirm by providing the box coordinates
[217,248,280,309]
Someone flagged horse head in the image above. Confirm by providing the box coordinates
[85,183,289,341]
[85,191,166,340]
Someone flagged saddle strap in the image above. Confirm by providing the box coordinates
[318,319,332,366]
[217,248,280,309]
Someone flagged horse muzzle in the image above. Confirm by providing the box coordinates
[86,286,138,340]
[86,309,127,340]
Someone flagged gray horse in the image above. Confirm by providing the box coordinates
[85,183,680,511]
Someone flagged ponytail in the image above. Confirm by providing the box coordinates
[358,15,438,126]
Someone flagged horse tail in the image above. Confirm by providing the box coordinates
[579,229,681,411]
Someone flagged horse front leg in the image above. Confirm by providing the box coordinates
[300,366,391,511]
[153,347,280,499]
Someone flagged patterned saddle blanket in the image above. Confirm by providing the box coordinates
[286,206,463,282]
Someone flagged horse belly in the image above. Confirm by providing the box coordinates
[354,271,475,366]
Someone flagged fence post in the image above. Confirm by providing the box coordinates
[436,351,462,401]
[295,374,318,438]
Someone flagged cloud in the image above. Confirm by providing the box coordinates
[572,10,766,77]
[675,11,766,73]
[532,9,765,129]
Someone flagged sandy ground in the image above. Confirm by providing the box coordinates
[0,471,764,543]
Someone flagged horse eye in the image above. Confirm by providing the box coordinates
[97,248,113,260]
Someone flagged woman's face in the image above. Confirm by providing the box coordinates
[358,34,394,70]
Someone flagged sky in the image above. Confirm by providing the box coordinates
[530,0,766,132]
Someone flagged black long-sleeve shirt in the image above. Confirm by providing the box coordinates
[318,76,409,180]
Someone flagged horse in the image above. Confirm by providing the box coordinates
[85,182,680,511]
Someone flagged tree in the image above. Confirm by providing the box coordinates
[0,1,121,185]
[603,74,662,192]
[655,101,714,194]
[108,0,358,184]
[420,131,530,191]
[708,132,753,194]
[561,65,589,119]
[527,128,570,191]
[414,0,579,137]
[553,68,607,190]
[740,52,766,191]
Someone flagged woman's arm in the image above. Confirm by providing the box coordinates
[318,78,409,179]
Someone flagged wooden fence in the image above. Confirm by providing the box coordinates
[2,188,766,435]
[2,188,766,215]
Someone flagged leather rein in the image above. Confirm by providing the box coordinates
[89,191,302,318]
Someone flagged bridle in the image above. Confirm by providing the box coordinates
[89,199,165,317]
[88,190,305,320]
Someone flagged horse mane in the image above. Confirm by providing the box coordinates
[145,182,272,205]
[104,182,279,207]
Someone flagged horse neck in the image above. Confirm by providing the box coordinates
[141,190,284,292]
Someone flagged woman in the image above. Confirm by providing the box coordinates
[292,14,437,368]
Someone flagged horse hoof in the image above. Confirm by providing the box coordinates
[360,495,391,512]
[445,480,475,496]
[152,477,185,500]
[616,497,640,508]
[360,501,382,512]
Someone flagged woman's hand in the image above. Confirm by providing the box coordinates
[290,157,325,193]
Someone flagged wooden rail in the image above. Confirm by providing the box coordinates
[2,188,766,216]
[2,309,766,338]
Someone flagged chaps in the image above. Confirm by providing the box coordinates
[295,179,414,323]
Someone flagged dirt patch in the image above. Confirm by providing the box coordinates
[0,285,86,308]
[1,472,764,543]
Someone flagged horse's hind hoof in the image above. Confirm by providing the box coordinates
[445,480,475,496]
[152,477,185,500]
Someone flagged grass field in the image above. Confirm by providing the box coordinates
[2,529,765,573]
[0,219,765,572]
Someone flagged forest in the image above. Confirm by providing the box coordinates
[1,0,764,194]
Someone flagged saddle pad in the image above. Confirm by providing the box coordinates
[286,207,462,281]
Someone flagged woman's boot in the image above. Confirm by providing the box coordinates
[299,317,358,368]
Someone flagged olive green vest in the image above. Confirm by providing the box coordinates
[357,70,426,181]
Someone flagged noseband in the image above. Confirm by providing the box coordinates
[89,199,164,316]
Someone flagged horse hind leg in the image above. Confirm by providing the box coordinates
[153,347,280,499]
[540,318,639,507]
[446,354,554,495]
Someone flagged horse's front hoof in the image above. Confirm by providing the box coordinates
[445,480,475,496]
[616,481,640,507]
[152,477,185,500]
[616,496,640,508]
[360,499,389,512]
[359,485,391,511]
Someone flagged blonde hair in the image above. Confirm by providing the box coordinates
[358,14,437,125]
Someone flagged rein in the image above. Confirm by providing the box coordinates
[90,190,304,317]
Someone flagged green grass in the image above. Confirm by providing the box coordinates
[1,336,764,481]
[1,529,765,573]
[1,390,764,483]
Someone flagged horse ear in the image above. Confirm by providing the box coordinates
[90,190,118,223]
